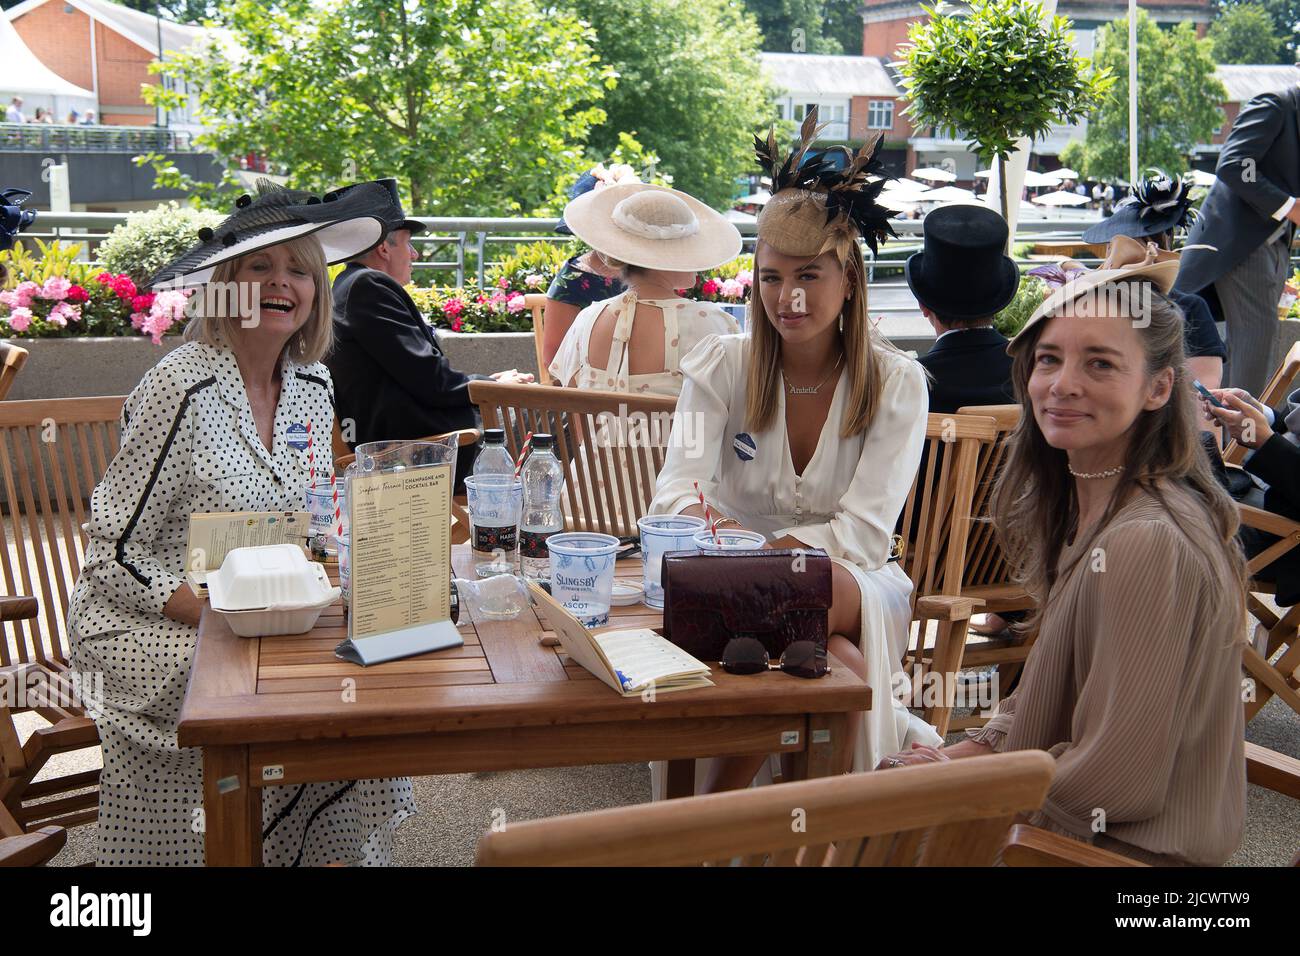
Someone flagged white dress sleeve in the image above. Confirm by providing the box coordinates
[649,334,734,517]
[547,301,600,388]
[777,355,928,568]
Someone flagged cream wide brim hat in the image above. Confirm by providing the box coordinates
[1007,241,1180,354]
[562,183,742,272]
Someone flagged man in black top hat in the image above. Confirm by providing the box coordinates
[324,178,533,486]
[905,204,1019,414]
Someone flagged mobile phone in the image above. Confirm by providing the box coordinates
[1193,380,1225,409]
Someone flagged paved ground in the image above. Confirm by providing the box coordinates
[21,685,1299,868]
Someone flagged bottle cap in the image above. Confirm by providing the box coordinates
[483,428,505,444]
[530,433,554,449]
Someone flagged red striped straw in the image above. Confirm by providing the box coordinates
[693,481,718,543]
[513,431,534,479]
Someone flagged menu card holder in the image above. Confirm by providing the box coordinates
[334,457,463,666]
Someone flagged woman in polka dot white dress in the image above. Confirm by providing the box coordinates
[66,183,417,865]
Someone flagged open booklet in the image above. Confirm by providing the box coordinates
[528,582,713,697]
[185,511,311,598]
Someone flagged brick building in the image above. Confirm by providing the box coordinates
[6,0,207,128]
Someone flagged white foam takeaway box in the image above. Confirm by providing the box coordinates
[207,544,340,637]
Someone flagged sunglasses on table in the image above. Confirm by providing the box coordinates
[720,637,829,679]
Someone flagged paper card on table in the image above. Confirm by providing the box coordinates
[335,461,463,666]
[185,511,310,597]
[529,582,712,697]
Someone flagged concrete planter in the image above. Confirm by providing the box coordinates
[5,331,540,401]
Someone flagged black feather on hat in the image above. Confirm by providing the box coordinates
[148,179,401,289]
[1081,170,1196,245]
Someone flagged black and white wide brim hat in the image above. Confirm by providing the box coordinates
[148,180,400,290]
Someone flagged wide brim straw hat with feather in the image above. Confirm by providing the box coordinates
[561,182,742,272]
[1081,170,1197,245]
[148,179,400,289]
[754,106,898,262]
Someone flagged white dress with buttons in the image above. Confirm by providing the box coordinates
[548,291,740,396]
[650,333,943,775]
[66,340,415,866]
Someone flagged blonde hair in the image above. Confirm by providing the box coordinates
[183,234,333,365]
[746,245,905,437]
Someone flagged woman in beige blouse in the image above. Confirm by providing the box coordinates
[880,260,1249,866]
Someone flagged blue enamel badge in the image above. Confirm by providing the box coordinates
[286,422,309,451]
[733,432,756,462]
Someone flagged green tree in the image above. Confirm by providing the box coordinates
[1210,2,1284,63]
[1079,12,1226,181]
[142,0,614,216]
[898,0,1111,226]
[822,0,866,55]
[565,0,775,209]
[1214,0,1300,62]
[743,0,843,53]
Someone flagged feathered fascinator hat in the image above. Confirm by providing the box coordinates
[753,105,898,262]
[149,179,399,289]
[1081,170,1197,245]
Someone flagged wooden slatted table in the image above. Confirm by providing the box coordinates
[178,546,870,866]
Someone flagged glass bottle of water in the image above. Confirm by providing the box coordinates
[519,434,564,583]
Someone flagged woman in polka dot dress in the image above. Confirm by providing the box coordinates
[66,183,416,865]
[547,183,743,398]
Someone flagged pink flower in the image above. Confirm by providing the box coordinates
[735,269,753,288]
[66,284,89,303]
[40,276,71,300]
[720,278,744,299]
[497,277,509,289]
[94,272,113,285]
[507,294,526,313]
[113,276,137,301]
[444,298,464,317]
[152,290,189,322]
[130,311,149,331]
[0,291,18,309]
[476,294,488,304]
[489,290,506,306]
[48,301,80,327]
[524,273,545,288]
[131,293,156,314]
[451,316,463,333]
[701,278,720,297]
[6,307,32,332]
[14,281,38,308]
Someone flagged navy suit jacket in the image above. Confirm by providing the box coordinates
[917,327,1015,414]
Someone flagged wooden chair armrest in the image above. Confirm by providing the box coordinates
[1002,824,1146,867]
[914,595,982,622]
[1245,741,1300,799]
[0,596,38,622]
[0,826,66,867]
[1238,503,1300,538]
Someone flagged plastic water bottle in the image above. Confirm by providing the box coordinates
[473,428,513,479]
[519,434,564,583]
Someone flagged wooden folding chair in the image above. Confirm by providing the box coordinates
[896,412,999,735]
[333,428,480,546]
[0,396,125,833]
[1237,504,1300,722]
[0,798,64,866]
[524,293,553,386]
[0,342,28,401]
[1224,339,1300,467]
[1004,742,1300,867]
[476,750,1054,867]
[469,380,676,538]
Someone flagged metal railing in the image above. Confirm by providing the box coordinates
[16,211,1248,314]
[0,123,197,153]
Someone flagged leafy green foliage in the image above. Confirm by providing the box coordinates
[1210,3,1285,64]
[1214,0,1300,62]
[487,241,577,296]
[143,0,615,216]
[565,0,775,209]
[993,275,1048,338]
[743,0,844,53]
[1076,12,1226,182]
[897,0,1111,221]
[96,202,225,286]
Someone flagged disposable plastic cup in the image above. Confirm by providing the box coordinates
[465,475,523,577]
[692,528,766,553]
[546,532,621,628]
[637,514,706,609]
[306,478,344,558]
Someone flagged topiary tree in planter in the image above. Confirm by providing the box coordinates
[97,202,225,287]
[897,0,1113,229]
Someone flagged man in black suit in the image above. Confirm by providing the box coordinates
[324,179,532,485]
[905,204,1019,413]
[1175,86,1300,395]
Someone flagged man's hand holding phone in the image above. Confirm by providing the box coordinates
[1204,387,1271,449]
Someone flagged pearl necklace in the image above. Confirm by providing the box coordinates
[784,355,844,395]
[1068,464,1125,480]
